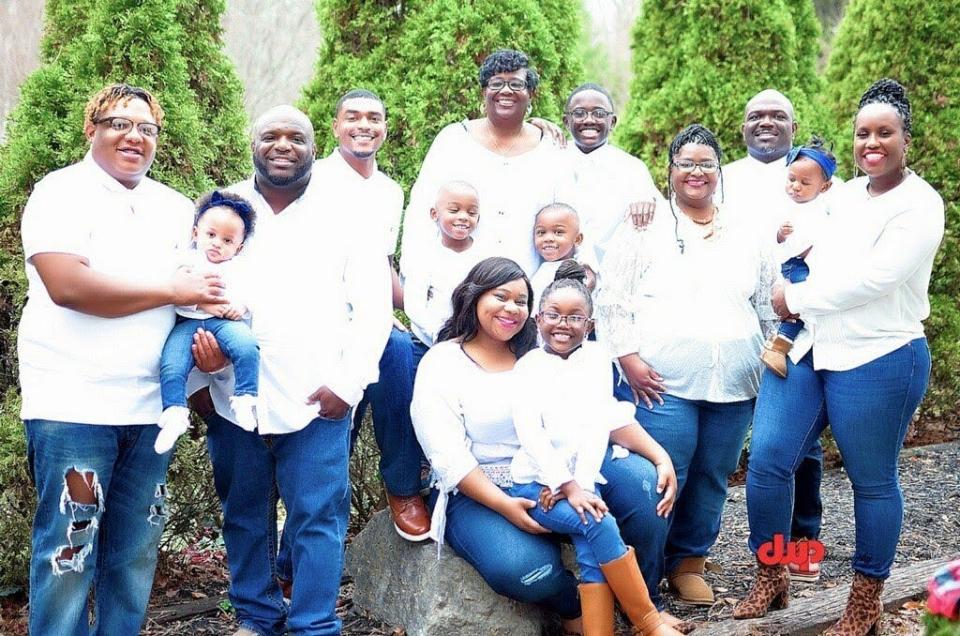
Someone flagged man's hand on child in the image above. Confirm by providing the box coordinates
[654,458,678,518]
[171,267,226,306]
[192,329,228,373]
[777,222,794,244]
[560,480,608,524]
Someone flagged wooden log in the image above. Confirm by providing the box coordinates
[694,555,956,636]
[146,594,228,625]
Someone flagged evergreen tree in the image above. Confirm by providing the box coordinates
[825,0,960,414]
[299,0,584,192]
[39,0,94,59]
[616,0,825,184]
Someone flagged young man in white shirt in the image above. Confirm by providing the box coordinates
[721,89,826,585]
[18,84,224,635]
[192,104,392,636]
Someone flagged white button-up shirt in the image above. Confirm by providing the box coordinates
[203,176,392,434]
[18,154,193,424]
[784,173,944,370]
[401,122,565,278]
[555,143,666,263]
[510,343,635,492]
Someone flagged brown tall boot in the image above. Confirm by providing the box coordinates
[600,547,682,636]
[760,333,794,378]
[822,572,884,635]
[579,583,615,636]
[667,556,714,606]
[733,559,790,619]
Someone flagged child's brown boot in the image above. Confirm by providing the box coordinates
[761,334,794,378]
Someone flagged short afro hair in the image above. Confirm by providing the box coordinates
[335,88,387,119]
[478,49,540,92]
[565,83,615,112]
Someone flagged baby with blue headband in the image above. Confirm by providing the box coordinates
[760,136,837,378]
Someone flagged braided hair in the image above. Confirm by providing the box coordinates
[539,259,593,315]
[857,78,912,134]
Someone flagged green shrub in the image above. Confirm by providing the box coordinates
[824,0,960,416]
[924,613,960,636]
[617,0,828,185]
[300,0,584,193]
[0,391,33,590]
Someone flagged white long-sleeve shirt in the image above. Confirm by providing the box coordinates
[401,122,565,278]
[402,241,488,346]
[784,172,944,370]
[597,202,776,402]
[19,154,192,425]
[411,340,522,544]
[554,143,667,263]
[510,343,635,492]
[202,176,392,434]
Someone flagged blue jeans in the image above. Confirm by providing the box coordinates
[351,328,429,496]
[160,317,259,409]
[205,411,352,636]
[508,482,628,583]
[747,340,930,578]
[615,382,754,577]
[792,435,823,540]
[25,420,171,636]
[779,257,809,340]
[431,446,669,617]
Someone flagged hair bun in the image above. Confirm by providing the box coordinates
[554,259,587,284]
[858,78,911,132]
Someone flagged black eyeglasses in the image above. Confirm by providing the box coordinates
[94,116,161,138]
[486,78,528,92]
[566,108,612,122]
[671,159,719,174]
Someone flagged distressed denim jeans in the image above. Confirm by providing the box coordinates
[25,420,171,636]
[206,411,352,636]
[747,340,930,578]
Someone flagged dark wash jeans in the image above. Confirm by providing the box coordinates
[747,340,930,578]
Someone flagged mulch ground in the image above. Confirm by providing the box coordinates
[2,437,958,635]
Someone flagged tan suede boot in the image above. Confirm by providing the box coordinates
[822,572,884,635]
[600,547,682,636]
[667,556,714,606]
[733,559,790,619]
[760,333,794,378]
[579,583,615,636]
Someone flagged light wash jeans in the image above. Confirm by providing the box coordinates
[25,420,171,635]
[747,340,930,578]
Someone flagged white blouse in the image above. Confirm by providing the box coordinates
[784,172,944,370]
[511,343,635,492]
[597,202,776,403]
[411,340,521,545]
[401,122,565,279]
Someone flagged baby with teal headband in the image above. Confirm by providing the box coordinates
[760,136,837,378]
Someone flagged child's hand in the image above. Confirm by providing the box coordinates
[654,458,678,518]
[560,480,608,524]
[777,222,794,243]
[222,305,245,321]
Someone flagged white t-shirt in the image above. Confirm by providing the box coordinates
[401,122,565,278]
[402,241,488,346]
[175,249,250,320]
[18,154,193,424]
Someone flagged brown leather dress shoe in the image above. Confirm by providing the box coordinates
[387,493,431,541]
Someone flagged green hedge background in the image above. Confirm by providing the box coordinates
[0,0,956,590]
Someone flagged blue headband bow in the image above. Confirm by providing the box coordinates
[785,146,837,180]
[203,190,255,219]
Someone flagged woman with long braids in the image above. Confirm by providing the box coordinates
[598,124,776,607]
[735,79,944,635]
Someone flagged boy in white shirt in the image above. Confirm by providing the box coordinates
[529,203,595,310]
[404,181,487,347]
[761,138,836,377]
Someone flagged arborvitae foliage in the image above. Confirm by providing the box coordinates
[39,0,94,59]
[299,0,584,192]
[617,0,826,185]
[825,0,960,415]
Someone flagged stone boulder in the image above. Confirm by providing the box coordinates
[346,510,558,636]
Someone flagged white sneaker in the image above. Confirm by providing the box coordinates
[155,406,191,454]
[230,394,258,432]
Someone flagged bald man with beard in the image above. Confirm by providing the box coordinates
[191,105,392,636]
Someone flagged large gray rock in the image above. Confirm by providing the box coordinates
[346,510,558,636]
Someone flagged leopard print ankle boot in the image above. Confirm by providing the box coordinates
[733,560,790,619]
[822,572,884,635]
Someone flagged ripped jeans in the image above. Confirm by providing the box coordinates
[25,420,171,636]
